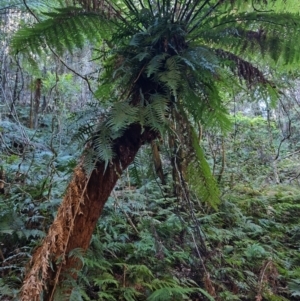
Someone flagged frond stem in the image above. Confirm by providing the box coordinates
[184,0,204,25]
[147,0,154,16]
[137,0,145,9]
[123,0,140,15]
[23,0,39,22]
[172,0,178,22]
[103,0,132,26]
[179,0,193,22]
[188,0,223,34]
[156,0,162,16]
[187,16,293,42]
[210,17,298,30]
[186,0,210,26]
[50,47,95,96]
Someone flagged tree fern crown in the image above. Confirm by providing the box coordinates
[10,0,300,201]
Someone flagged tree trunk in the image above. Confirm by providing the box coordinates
[33,78,41,129]
[151,140,165,185]
[20,124,156,301]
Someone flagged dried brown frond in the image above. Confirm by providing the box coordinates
[21,166,88,301]
[215,49,271,88]
[256,260,280,301]
[203,272,217,298]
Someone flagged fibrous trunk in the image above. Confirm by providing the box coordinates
[21,124,156,301]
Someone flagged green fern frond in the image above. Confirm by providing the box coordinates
[146,287,198,301]
[146,53,170,78]
[156,56,183,96]
[215,49,271,88]
[196,11,300,69]
[11,7,112,54]
[94,277,119,288]
[175,108,220,209]
[142,95,169,132]
[186,138,220,210]
[182,77,231,131]
[128,161,142,186]
[82,148,97,175]
[93,125,114,169]
[181,46,219,74]
[106,102,140,134]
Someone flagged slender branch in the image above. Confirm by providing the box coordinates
[22,0,95,95]
[274,97,292,160]
[112,191,140,235]
[217,137,225,183]
[50,48,96,96]
[133,64,146,83]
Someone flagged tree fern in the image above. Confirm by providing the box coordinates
[12,1,300,299]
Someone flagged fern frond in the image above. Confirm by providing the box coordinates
[156,56,183,96]
[82,147,98,176]
[146,287,198,301]
[93,125,114,169]
[175,107,220,209]
[11,7,112,54]
[106,102,140,134]
[146,53,170,78]
[182,46,219,74]
[187,126,220,210]
[142,94,169,132]
[215,49,271,88]
[195,11,300,69]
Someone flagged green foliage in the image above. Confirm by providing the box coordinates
[187,123,220,209]
[9,0,300,206]
[2,96,300,301]
[11,7,111,55]
[2,1,300,301]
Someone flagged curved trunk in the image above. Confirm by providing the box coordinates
[21,124,156,301]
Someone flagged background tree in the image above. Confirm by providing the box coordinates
[4,0,300,300]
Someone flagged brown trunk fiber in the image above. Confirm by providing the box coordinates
[21,124,156,301]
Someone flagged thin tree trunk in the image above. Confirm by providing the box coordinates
[29,76,34,128]
[33,78,42,129]
[151,140,165,184]
[10,66,19,114]
[21,124,156,301]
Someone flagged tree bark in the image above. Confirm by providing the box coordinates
[33,78,41,129]
[20,123,156,301]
